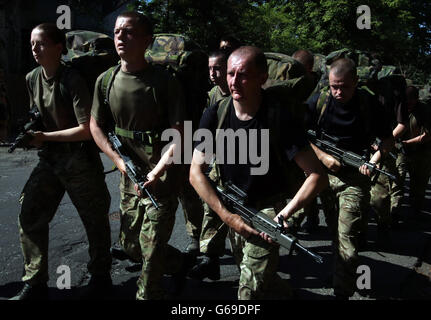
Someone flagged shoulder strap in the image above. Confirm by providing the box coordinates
[58,63,73,102]
[215,95,232,134]
[316,87,331,126]
[101,65,121,106]
[28,66,42,94]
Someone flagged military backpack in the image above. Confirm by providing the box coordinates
[100,33,209,146]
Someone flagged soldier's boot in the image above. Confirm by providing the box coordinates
[110,243,139,262]
[80,274,113,299]
[184,237,200,257]
[9,283,48,300]
[168,252,196,296]
[188,255,220,281]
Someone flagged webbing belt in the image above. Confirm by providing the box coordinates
[115,126,162,154]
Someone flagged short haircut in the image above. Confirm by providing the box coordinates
[230,46,267,74]
[219,35,241,50]
[209,50,228,64]
[33,23,67,55]
[117,11,153,36]
[330,58,357,80]
[292,49,314,70]
[406,85,419,100]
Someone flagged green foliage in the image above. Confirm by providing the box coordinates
[131,0,430,85]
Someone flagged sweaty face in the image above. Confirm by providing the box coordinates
[30,28,62,66]
[329,71,358,104]
[114,17,151,60]
[227,53,266,102]
[208,56,227,87]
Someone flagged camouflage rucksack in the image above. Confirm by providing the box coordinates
[145,33,209,128]
[62,30,119,95]
[263,52,306,88]
[263,52,312,102]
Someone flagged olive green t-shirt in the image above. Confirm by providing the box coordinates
[91,64,186,196]
[26,64,91,132]
[207,85,230,110]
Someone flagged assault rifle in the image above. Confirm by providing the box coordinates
[8,106,42,153]
[108,132,159,209]
[307,129,397,181]
[212,181,324,264]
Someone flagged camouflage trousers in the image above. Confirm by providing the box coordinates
[231,202,293,300]
[178,173,204,240]
[18,143,112,285]
[370,153,406,226]
[320,171,371,297]
[119,191,183,300]
[406,149,431,211]
[286,198,319,230]
[198,202,229,256]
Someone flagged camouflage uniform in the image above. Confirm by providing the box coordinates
[19,65,112,286]
[370,153,406,227]
[177,164,204,242]
[308,86,392,297]
[147,34,208,248]
[92,63,186,300]
[230,201,293,299]
[320,172,371,296]
[197,87,230,257]
[19,143,112,285]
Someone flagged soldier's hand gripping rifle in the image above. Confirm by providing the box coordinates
[108,132,160,210]
[212,181,324,264]
[307,129,397,181]
[8,106,42,153]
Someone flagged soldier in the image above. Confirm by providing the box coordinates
[219,35,241,52]
[402,86,431,214]
[90,11,190,300]
[10,23,112,300]
[307,58,394,299]
[369,75,409,231]
[188,49,231,280]
[190,46,328,299]
[207,50,231,108]
[289,49,321,233]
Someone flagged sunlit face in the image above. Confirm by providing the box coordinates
[329,71,358,104]
[208,56,227,87]
[114,17,152,60]
[227,53,267,102]
[30,28,62,66]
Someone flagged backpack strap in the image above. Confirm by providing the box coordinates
[316,87,331,126]
[100,65,121,106]
[215,95,232,138]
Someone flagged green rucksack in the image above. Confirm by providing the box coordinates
[263,52,306,88]
[28,30,119,101]
[101,33,209,132]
